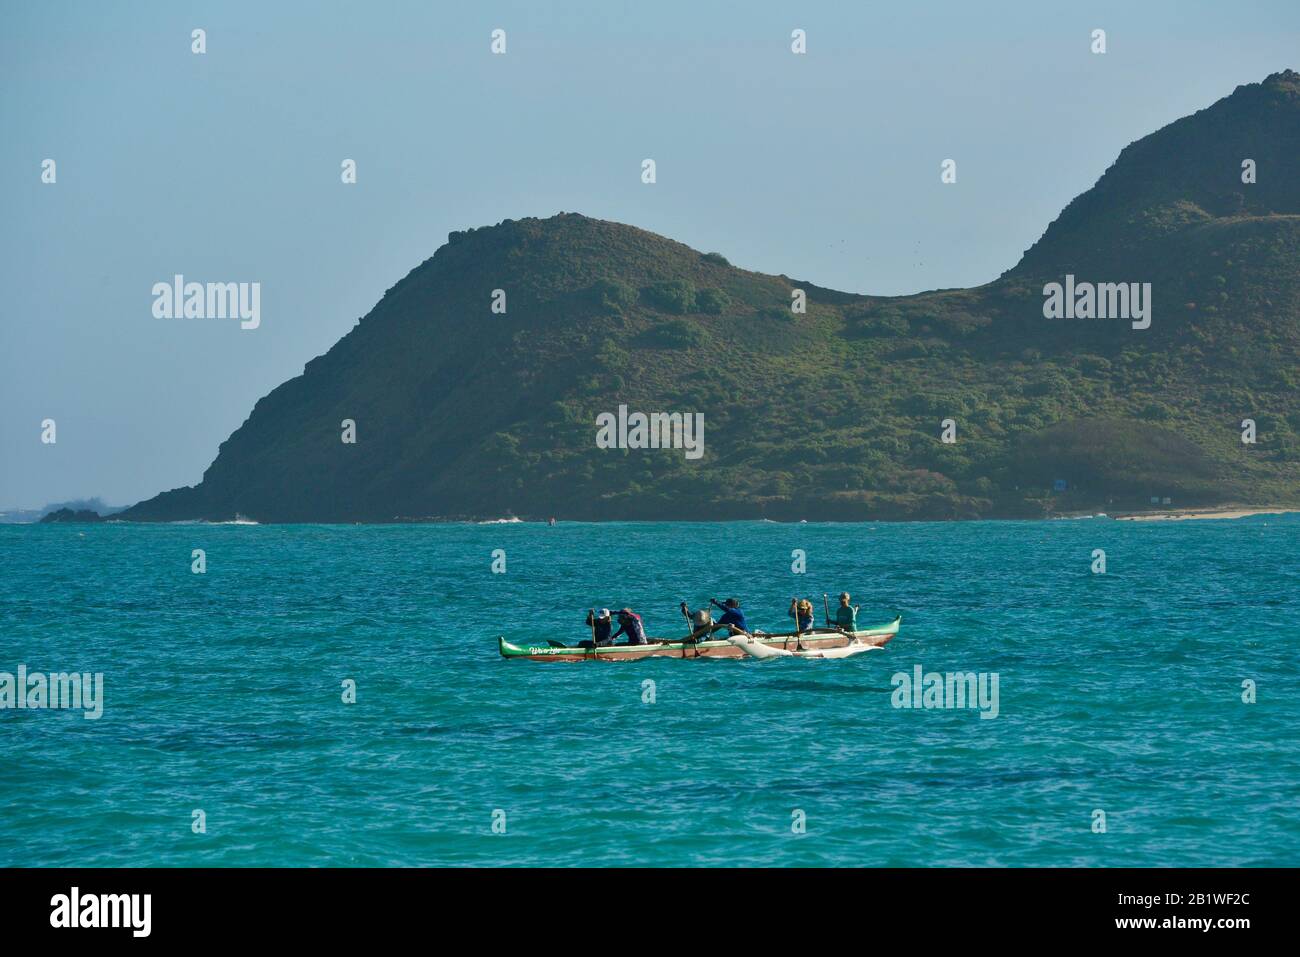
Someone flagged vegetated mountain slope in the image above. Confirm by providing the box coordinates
[121,71,1300,522]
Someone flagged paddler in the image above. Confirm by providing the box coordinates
[580,608,614,648]
[709,597,749,635]
[829,592,860,631]
[611,608,650,645]
[788,598,815,632]
[680,601,715,641]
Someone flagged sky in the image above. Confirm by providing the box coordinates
[2,0,1297,508]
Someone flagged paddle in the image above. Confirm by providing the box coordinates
[788,597,806,652]
[678,601,707,656]
[589,608,598,658]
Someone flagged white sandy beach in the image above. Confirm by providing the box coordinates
[1113,507,1300,522]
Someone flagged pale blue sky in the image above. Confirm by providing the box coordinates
[2,0,1297,507]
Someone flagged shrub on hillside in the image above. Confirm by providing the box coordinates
[588,278,639,313]
[1139,400,1176,421]
[643,318,706,350]
[695,287,730,314]
[875,314,910,336]
[642,279,696,314]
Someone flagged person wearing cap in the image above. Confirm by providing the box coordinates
[610,608,649,645]
[581,608,614,648]
[709,597,749,635]
[680,601,715,641]
[830,592,860,631]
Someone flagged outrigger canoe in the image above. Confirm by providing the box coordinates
[498,616,901,662]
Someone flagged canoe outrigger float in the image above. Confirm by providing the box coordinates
[726,634,882,660]
[498,616,901,662]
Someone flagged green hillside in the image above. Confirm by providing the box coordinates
[122,71,1300,522]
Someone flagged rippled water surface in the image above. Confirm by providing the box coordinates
[2,518,1297,866]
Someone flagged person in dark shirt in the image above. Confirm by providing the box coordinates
[579,608,614,648]
[709,597,749,635]
[611,608,650,645]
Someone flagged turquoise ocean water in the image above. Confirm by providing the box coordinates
[1,517,1297,867]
